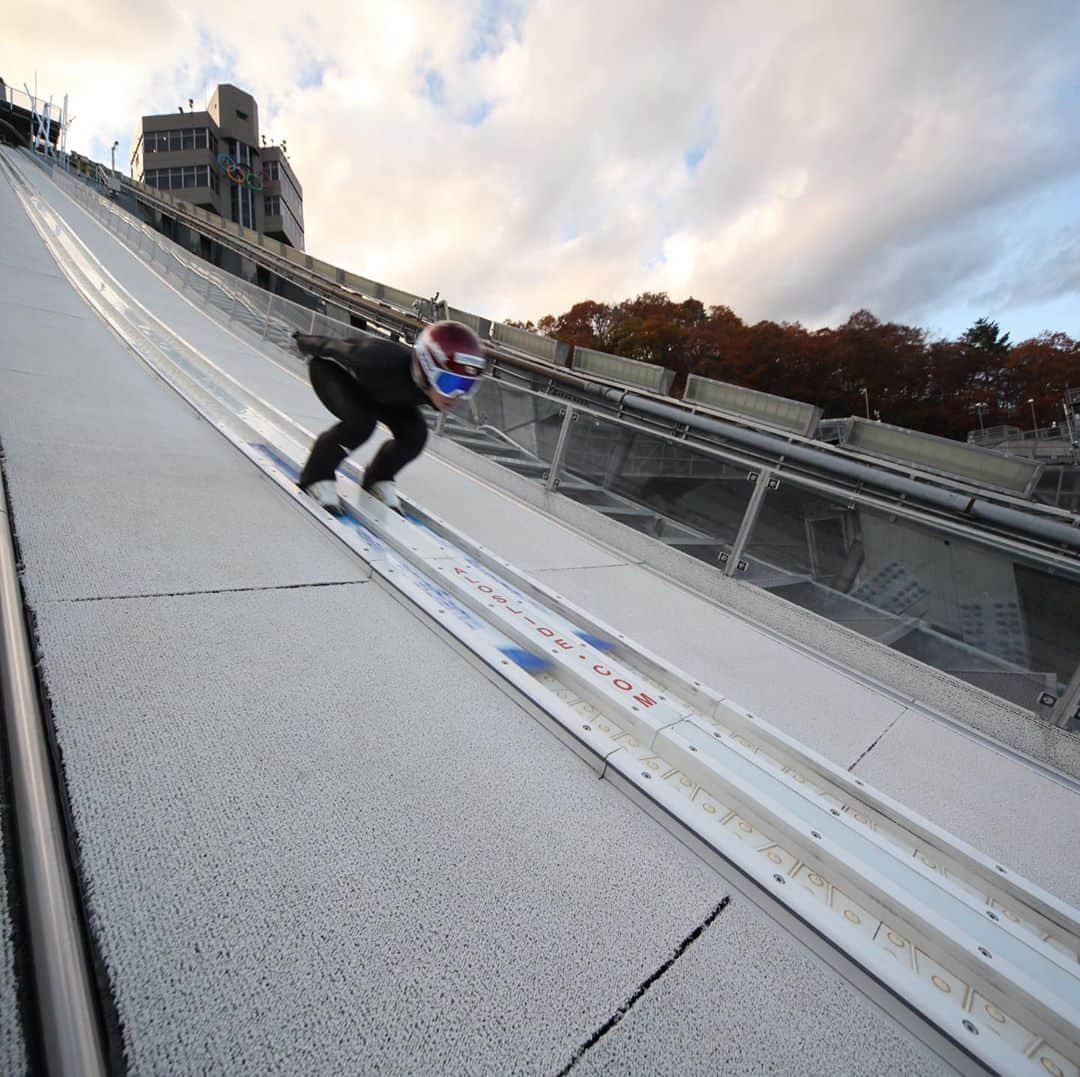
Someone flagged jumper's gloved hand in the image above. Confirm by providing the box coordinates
[292,332,324,358]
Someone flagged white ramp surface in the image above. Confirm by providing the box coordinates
[574,898,935,1075]
[33,587,734,1071]
[0,154,958,1071]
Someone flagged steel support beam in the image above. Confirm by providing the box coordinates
[723,467,773,576]
[544,404,575,491]
[1050,661,1080,729]
[261,292,274,339]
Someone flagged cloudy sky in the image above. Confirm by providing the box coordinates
[5,0,1079,341]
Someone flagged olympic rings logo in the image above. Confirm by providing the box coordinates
[216,152,265,192]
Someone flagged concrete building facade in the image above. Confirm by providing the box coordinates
[130,84,304,250]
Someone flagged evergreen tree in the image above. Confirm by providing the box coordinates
[960,317,1011,357]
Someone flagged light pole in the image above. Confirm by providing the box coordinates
[110,139,118,174]
[862,387,871,420]
[975,402,986,437]
[1028,398,1038,442]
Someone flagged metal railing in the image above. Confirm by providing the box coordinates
[447,375,1080,724]
[33,146,1080,528]
[0,84,63,121]
[25,148,1080,727]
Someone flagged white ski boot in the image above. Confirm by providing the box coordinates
[366,480,402,513]
[302,479,338,511]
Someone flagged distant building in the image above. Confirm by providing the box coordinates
[130,84,304,250]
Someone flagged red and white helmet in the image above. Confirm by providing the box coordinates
[414,321,487,399]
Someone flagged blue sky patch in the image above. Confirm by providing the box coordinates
[463,100,493,126]
[298,59,328,90]
[684,102,714,175]
[422,68,446,107]
[466,0,527,61]
[560,220,582,243]
[684,142,708,173]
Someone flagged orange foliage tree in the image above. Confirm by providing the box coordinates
[509,299,1079,440]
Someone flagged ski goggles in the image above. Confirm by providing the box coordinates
[431,369,481,398]
[415,344,485,399]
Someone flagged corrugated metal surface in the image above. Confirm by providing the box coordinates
[572,347,675,394]
[684,374,822,436]
[845,417,1043,496]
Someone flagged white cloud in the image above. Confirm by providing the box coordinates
[3,0,1079,334]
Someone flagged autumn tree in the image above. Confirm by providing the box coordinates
[511,296,1076,441]
[1005,333,1080,432]
[548,300,619,351]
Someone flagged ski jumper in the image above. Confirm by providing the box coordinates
[295,334,431,491]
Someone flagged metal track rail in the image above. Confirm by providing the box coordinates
[8,144,1080,1077]
[0,154,108,1073]
[0,479,108,1077]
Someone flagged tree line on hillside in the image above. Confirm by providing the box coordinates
[508,294,1079,441]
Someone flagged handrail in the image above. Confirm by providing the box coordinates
[117,172,1074,508]
[477,371,1080,575]
[583,385,1080,553]
[0,461,108,1075]
[140,175,1080,533]
[34,149,1080,554]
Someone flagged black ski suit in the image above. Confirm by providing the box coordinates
[294,334,431,491]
